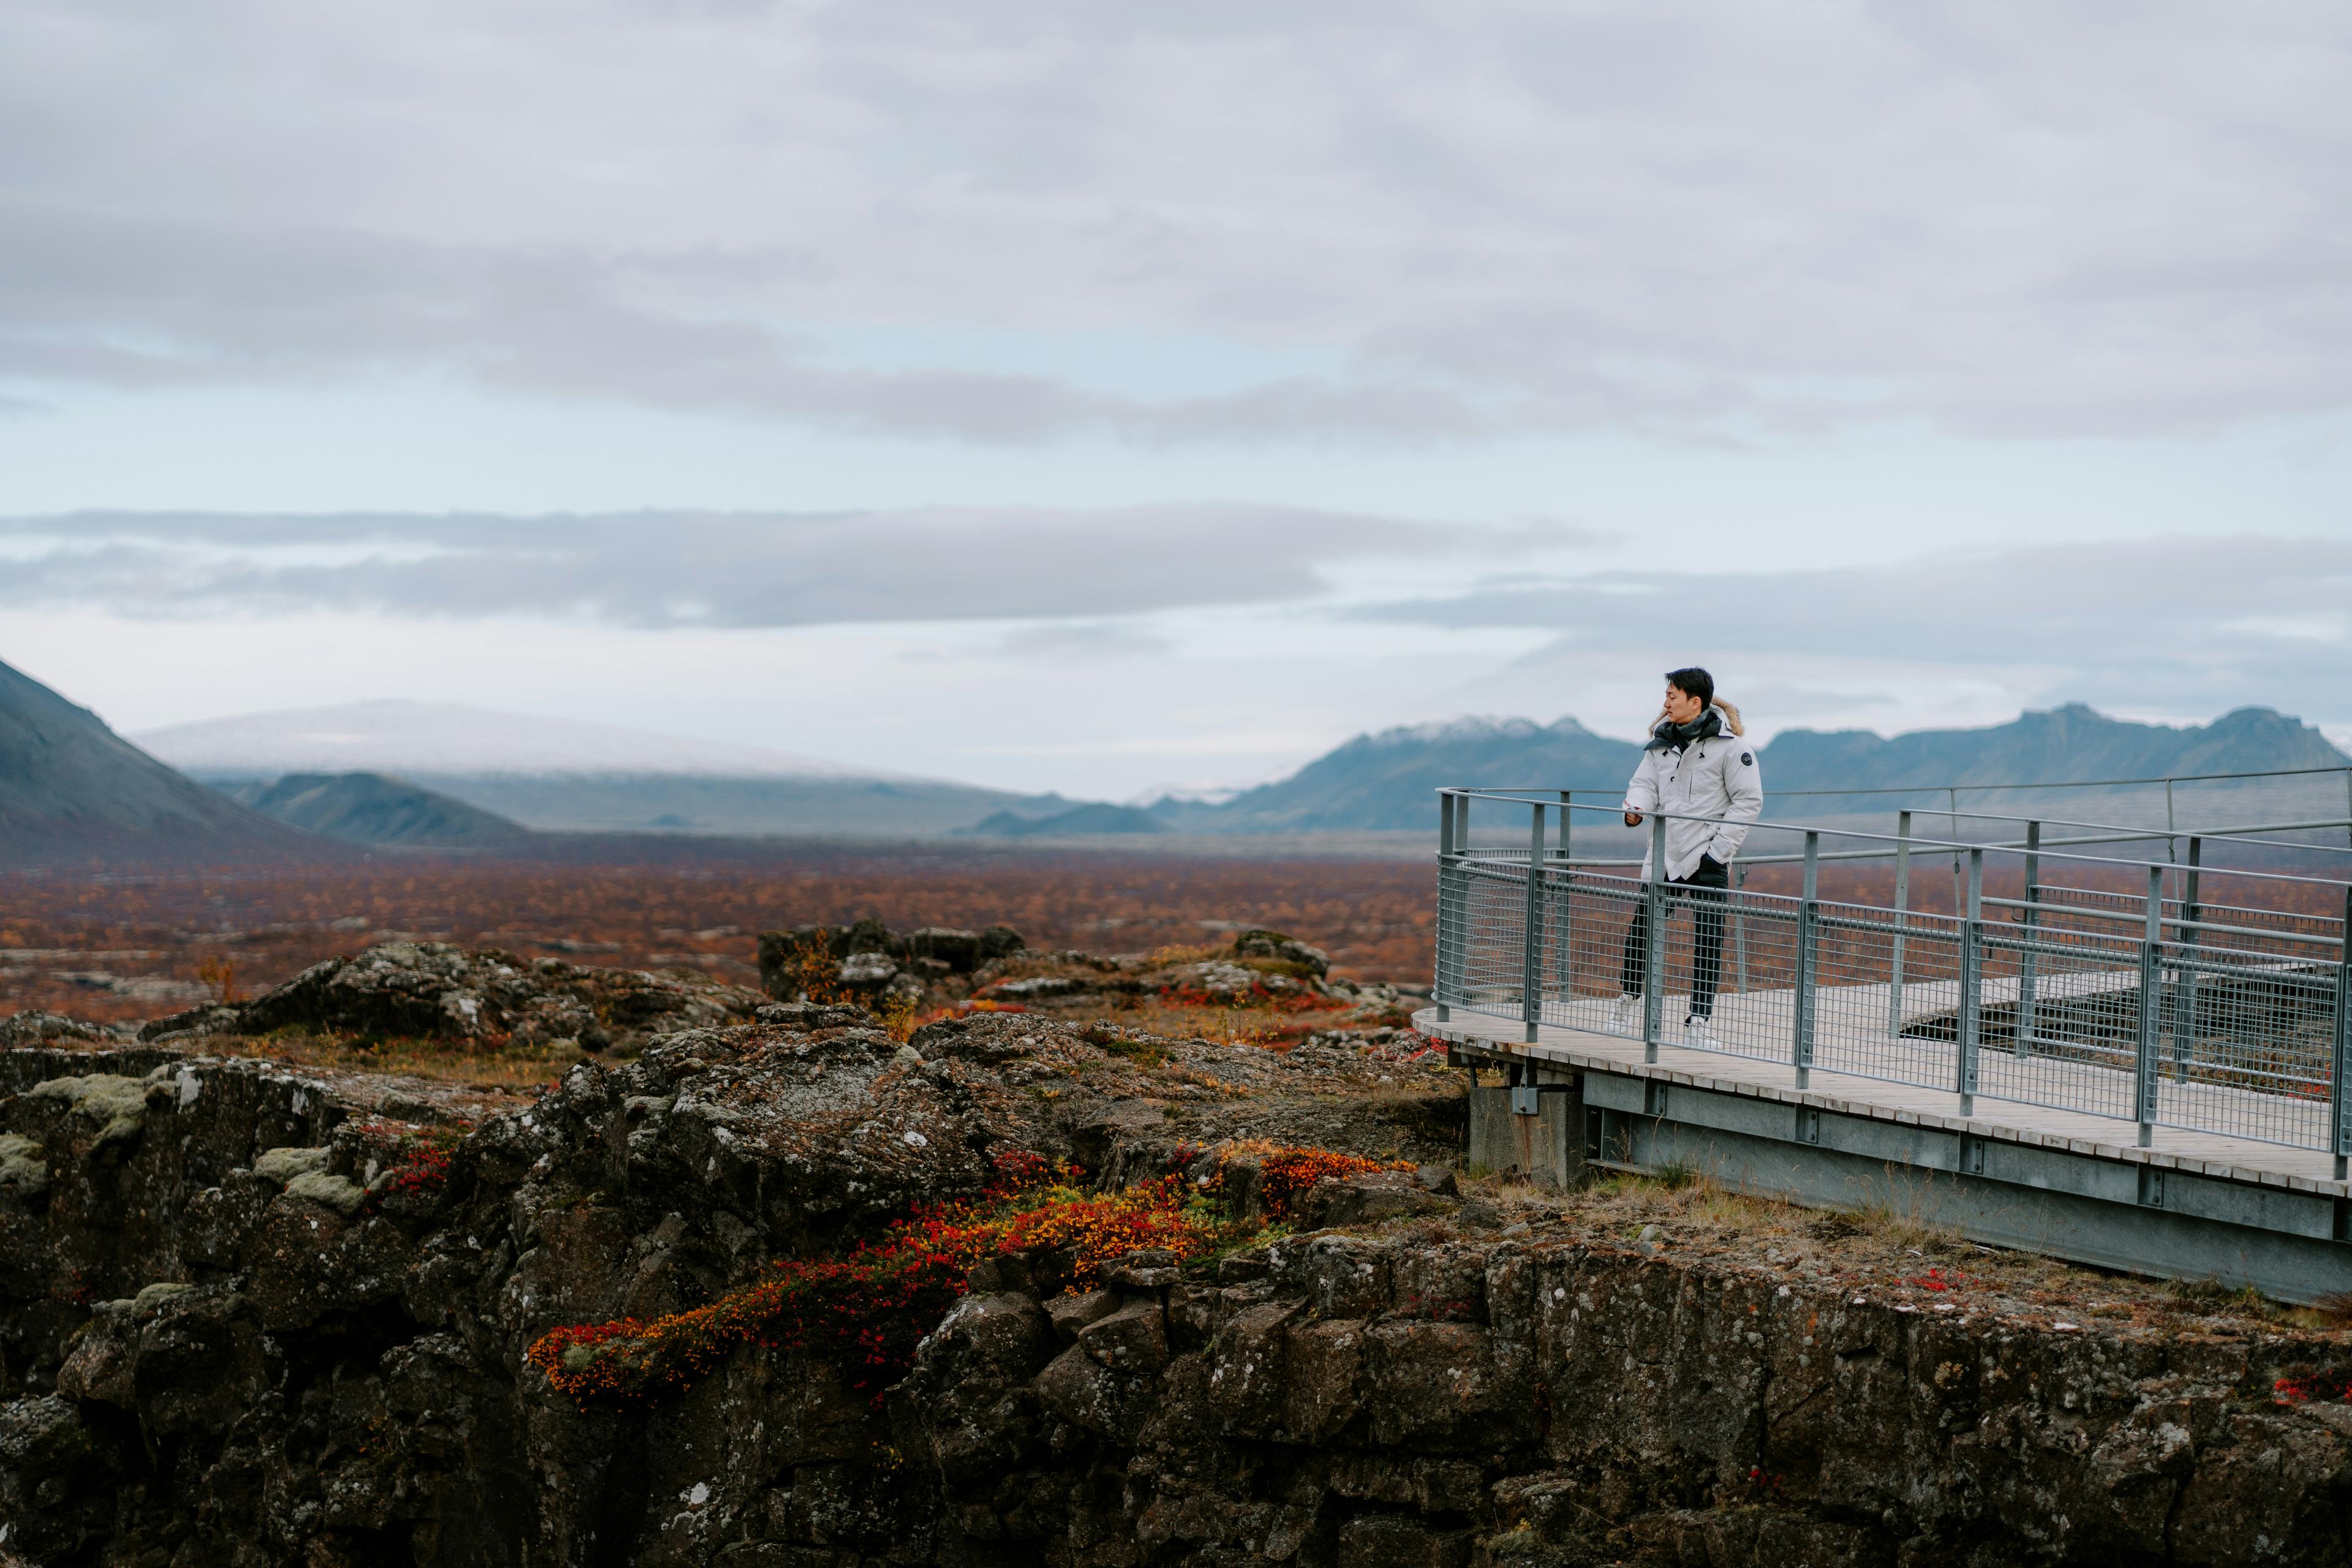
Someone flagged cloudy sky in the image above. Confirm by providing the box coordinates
[2,0,2348,796]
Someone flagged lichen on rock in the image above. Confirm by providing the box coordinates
[249,1144,330,1185]
[0,1133,47,1196]
[26,1073,150,1148]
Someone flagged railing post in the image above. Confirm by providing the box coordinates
[1522,802,1545,1043]
[1948,786,1964,924]
[2134,865,2165,1148]
[1887,809,1910,1039]
[1794,831,1819,1090]
[2173,836,2203,1082]
[1556,791,1574,1005]
[1434,791,1457,1022]
[1644,812,1667,1063]
[2333,886,2351,1182]
[2015,820,2041,1058]
[1733,861,1750,998]
[1958,848,1983,1117]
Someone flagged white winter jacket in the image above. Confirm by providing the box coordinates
[1623,709,1764,881]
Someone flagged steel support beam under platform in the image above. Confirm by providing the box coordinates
[1427,1008,2352,1304]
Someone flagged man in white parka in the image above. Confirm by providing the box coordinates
[1610,667,1763,1046]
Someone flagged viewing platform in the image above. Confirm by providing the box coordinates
[1427,766,2352,1302]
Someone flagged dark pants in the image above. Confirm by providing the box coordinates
[1618,856,1728,1020]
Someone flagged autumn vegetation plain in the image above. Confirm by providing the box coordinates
[8,837,2344,1034]
[0,845,1441,1028]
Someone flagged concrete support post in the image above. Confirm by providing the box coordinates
[1644,812,1667,1064]
[1958,848,1984,1117]
[2136,865,2165,1148]
[1522,802,1545,1043]
[1795,831,1820,1090]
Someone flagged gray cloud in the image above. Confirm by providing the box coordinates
[0,510,1591,627]
[5,3,2352,439]
[1365,535,2352,727]
[0,198,1513,443]
[997,621,1176,660]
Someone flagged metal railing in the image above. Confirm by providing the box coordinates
[1466,761,2352,862]
[1433,788,2352,1171]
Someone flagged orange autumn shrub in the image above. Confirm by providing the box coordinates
[527,1150,1215,1411]
[1205,1139,1415,1220]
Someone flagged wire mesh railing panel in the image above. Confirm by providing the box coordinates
[2176,900,2343,957]
[1454,862,1533,1021]
[1971,925,2144,1123]
[2155,948,2337,1149]
[1531,867,1800,1067]
[1542,868,1646,1033]
[1694,884,1801,1068]
[1807,903,1959,1092]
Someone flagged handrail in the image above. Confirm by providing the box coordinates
[1906,808,2352,858]
[1447,761,2352,798]
[1437,790,2352,893]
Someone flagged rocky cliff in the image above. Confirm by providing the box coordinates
[2,1005,2350,1567]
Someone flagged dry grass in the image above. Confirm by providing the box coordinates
[1146,943,1227,966]
[1849,1172,1967,1253]
[1434,1164,2323,1338]
[1469,1164,1803,1239]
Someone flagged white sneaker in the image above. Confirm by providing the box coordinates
[1608,995,1641,1034]
[1684,1015,1717,1048]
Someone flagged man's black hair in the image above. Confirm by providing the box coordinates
[1665,666,1714,708]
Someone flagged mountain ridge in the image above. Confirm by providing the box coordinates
[138,698,1073,837]
[1162,704,2351,832]
[0,658,338,869]
[227,773,535,848]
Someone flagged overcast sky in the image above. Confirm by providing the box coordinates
[2,0,2348,796]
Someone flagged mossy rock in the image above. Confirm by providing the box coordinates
[252,1145,331,1185]
[29,1074,151,1148]
[0,1132,50,1196]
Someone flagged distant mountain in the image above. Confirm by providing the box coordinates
[140,699,1070,837]
[1760,704,2350,794]
[227,773,532,848]
[963,802,1168,839]
[383,774,1071,838]
[136,698,871,778]
[1169,717,1646,832]
[1170,706,2351,831]
[0,658,334,869]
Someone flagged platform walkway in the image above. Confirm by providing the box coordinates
[1493,962,2335,1151]
[1417,1003,2350,1200]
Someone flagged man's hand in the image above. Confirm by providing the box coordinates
[1624,811,1643,827]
